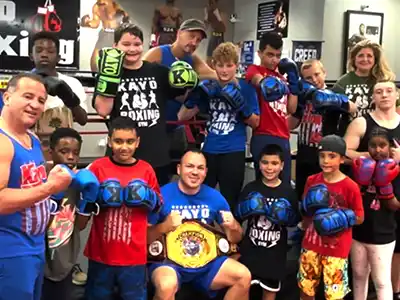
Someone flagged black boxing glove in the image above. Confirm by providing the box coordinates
[44,76,80,108]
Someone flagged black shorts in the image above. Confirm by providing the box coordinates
[251,276,281,292]
[395,213,400,253]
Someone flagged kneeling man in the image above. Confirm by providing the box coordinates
[148,148,251,300]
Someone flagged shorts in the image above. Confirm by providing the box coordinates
[148,256,228,298]
[395,213,400,253]
[85,260,147,300]
[0,254,45,300]
[297,248,350,300]
[251,277,281,292]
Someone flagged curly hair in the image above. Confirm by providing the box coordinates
[212,42,239,64]
[347,39,395,83]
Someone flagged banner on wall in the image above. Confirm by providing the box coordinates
[257,0,289,39]
[236,40,254,77]
[0,0,80,71]
[291,40,323,69]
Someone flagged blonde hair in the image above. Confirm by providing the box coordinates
[212,42,239,64]
[300,59,325,74]
[347,39,395,82]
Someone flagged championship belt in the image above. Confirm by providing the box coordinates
[148,220,238,268]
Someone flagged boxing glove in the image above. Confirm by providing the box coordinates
[300,81,317,105]
[220,82,246,112]
[74,169,100,216]
[235,192,268,220]
[259,76,289,102]
[374,158,400,200]
[169,61,199,89]
[302,184,330,216]
[278,58,301,95]
[352,156,376,187]
[43,76,80,108]
[265,198,299,226]
[198,79,221,98]
[98,179,124,208]
[311,90,350,113]
[49,191,65,215]
[124,179,162,212]
[313,208,356,236]
[95,47,125,98]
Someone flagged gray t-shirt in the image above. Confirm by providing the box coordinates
[45,189,81,281]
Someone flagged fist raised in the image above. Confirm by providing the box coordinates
[164,210,183,233]
[47,165,74,195]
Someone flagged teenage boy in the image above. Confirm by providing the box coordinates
[42,128,88,300]
[297,135,364,300]
[178,41,259,209]
[245,32,299,183]
[236,144,300,300]
[93,23,198,186]
[81,116,162,300]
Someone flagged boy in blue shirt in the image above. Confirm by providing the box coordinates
[178,42,259,209]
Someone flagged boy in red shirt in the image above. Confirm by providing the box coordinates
[298,135,364,300]
[80,116,161,300]
[245,31,299,183]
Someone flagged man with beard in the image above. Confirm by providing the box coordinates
[150,0,183,48]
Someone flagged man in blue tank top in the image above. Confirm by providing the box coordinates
[0,73,74,300]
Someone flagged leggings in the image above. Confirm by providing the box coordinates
[351,239,396,300]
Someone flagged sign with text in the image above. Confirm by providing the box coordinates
[237,40,254,77]
[257,1,289,39]
[0,0,80,71]
[292,40,322,69]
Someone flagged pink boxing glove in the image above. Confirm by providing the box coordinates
[352,156,376,186]
[374,158,399,200]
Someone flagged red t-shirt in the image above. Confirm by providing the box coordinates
[245,64,290,139]
[301,172,364,258]
[84,157,160,266]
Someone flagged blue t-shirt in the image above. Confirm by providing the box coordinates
[0,93,3,112]
[0,130,48,258]
[186,79,259,153]
[160,45,194,132]
[150,182,231,225]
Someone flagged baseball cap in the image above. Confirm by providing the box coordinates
[318,135,347,156]
[179,19,207,39]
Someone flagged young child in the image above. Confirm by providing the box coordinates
[178,41,259,210]
[236,144,300,300]
[298,135,364,300]
[81,116,162,300]
[42,128,89,300]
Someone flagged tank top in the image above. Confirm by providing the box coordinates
[352,113,400,244]
[160,45,194,131]
[0,130,49,258]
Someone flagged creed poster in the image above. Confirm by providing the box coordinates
[291,40,323,69]
[0,0,80,71]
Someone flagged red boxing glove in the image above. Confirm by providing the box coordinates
[352,156,376,186]
[374,158,399,200]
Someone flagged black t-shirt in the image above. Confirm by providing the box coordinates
[109,61,184,168]
[352,113,400,244]
[238,179,298,281]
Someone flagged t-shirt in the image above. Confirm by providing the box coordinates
[325,71,374,137]
[45,188,80,281]
[245,64,289,139]
[84,157,160,266]
[149,182,231,226]
[109,61,185,168]
[185,79,259,154]
[302,173,364,258]
[238,179,298,281]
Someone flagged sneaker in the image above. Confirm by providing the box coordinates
[72,264,87,286]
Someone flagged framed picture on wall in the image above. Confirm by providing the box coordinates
[342,10,384,73]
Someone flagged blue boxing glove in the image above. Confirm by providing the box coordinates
[124,179,161,212]
[266,198,299,226]
[312,90,350,113]
[49,192,65,215]
[278,58,302,95]
[98,179,124,208]
[198,79,221,98]
[235,192,267,220]
[302,184,330,216]
[313,208,356,236]
[220,82,246,112]
[259,76,289,102]
[74,169,100,216]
